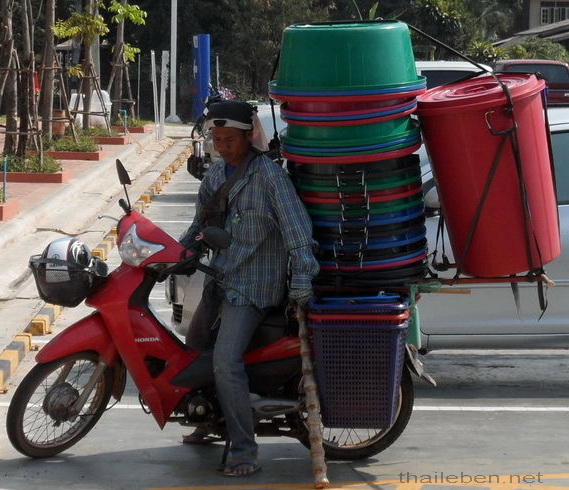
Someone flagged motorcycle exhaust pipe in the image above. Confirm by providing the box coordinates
[250,397,301,416]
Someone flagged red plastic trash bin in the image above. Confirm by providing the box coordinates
[417,74,560,277]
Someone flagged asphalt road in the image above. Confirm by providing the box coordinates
[1,156,569,489]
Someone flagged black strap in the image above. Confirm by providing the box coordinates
[268,52,282,152]
[200,150,259,228]
[538,279,548,318]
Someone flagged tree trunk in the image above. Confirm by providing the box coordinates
[0,0,14,103]
[4,56,18,155]
[81,0,98,129]
[39,0,56,140]
[0,0,17,155]
[110,0,126,122]
[82,46,93,129]
[16,0,32,157]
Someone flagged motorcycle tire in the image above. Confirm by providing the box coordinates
[6,352,113,458]
[291,366,414,461]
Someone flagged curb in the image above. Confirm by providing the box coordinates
[26,304,63,336]
[92,229,118,261]
[0,334,35,393]
[0,143,192,392]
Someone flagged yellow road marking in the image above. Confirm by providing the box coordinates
[149,473,569,490]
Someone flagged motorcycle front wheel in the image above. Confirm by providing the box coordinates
[293,366,414,461]
[6,352,113,458]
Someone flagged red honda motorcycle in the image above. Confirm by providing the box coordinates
[6,160,420,461]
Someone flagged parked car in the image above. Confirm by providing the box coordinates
[415,60,492,89]
[494,59,569,105]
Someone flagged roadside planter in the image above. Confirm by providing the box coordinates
[0,198,18,220]
[111,124,153,134]
[0,170,69,183]
[94,135,129,145]
[0,158,15,220]
[44,150,104,161]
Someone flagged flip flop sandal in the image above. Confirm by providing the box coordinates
[182,430,224,445]
[223,461,262,477]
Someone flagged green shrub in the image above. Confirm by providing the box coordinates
[76,126,120,137]
[130,117,152,127]
[112,116,152,127]
[48,135,99,152]
[3,153,62,173]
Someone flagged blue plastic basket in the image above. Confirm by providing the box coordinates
[308,295,409,315]
[311,321,407,429]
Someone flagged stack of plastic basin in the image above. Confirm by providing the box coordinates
[270,21,429,290]
[307,293,408,428]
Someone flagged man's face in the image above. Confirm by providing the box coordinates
[211,126,252,166]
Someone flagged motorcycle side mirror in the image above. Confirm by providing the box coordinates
[116,159,131,185]
[116,159,132,213]
[200,227,231,250]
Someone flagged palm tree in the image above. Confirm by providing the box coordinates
[464,0,523,41]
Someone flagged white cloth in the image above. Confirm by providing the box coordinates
[251,113,269,151]
[203,113,269,152]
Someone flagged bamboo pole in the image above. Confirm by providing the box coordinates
[296,305,329,489]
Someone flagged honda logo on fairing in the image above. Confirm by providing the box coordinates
[135,337,160,343]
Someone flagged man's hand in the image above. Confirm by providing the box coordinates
[288,288,314,306]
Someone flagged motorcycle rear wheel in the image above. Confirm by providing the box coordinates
[6,352,113,458]
[293,366,414,460]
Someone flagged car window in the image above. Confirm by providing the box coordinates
[501,64,569,84]
[421,70,483,89]
[551,130,569,204]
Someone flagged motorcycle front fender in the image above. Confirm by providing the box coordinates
[36,311,118,365]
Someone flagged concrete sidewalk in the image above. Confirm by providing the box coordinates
[0,124,194,391]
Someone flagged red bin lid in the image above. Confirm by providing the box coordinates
[416,73,545,115]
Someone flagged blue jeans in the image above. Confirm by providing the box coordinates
[213,299,265,463]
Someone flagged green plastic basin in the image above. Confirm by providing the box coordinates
[275,21,420,92]
[285,115,414,143]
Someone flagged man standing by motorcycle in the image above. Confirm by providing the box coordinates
[179,100,319,477]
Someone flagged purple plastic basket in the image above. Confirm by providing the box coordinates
[311,321,407,428]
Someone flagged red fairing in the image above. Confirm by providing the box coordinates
[117,209,190,264]
[243,336,301,364]
[36,312,118,364]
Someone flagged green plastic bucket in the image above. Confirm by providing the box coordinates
[281,133,421,156]
[274,21,420,92]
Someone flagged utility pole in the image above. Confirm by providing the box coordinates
[166,0,180,122]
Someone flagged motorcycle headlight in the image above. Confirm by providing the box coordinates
[118,224,165,266]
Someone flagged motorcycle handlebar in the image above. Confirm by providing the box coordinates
[158,239,218,280]
[194,262,217,277]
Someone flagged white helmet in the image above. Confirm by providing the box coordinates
[30,237,108,307]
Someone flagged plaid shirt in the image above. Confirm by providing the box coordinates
[180,152,319,308]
